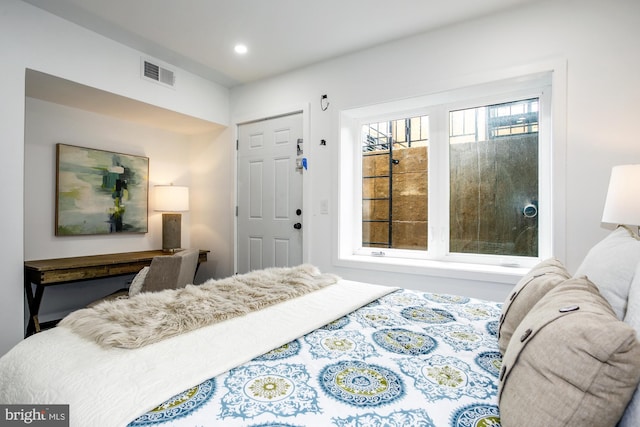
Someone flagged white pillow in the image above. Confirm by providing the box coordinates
[620,261,640,427]
[128,266,149,297]
[574,226,640,319]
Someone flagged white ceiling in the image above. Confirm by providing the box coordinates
[23,0,542,88]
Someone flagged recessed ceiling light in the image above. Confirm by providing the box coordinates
[234,44,248,55]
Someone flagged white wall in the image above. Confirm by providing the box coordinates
[230,0,640,299]
[0,0,231,356]
[25,97,204,320]
[188,127,236,281]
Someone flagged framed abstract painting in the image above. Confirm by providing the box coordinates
[55,143,149,235]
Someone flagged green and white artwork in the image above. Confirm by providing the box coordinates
[55,143,149,235]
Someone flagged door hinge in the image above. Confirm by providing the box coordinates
[235,206,238,217]
[236,139,239,150]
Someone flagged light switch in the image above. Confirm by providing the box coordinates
[320,199,329,214]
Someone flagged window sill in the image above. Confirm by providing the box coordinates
[334,254,530,285]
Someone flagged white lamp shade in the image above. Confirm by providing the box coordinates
[602,165,640,226]
[154,185,189,212]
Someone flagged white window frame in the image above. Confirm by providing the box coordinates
[335,62,567,283]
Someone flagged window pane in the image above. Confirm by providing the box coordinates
[362,116,429,250]
[449,98,539,257]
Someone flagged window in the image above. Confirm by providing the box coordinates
[362,116,429,249]
[339,71,557,271]
[448,98,539,258]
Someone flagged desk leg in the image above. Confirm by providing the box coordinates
[193,261,202,282]
[24,280,44,337]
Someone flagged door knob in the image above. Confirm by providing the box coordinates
[293,223,302,230]
[296,209,302,215]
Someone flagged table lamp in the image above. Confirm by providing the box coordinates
[602,164,640,235]
[154,184,189,252]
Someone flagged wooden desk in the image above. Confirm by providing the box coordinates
[24,249,208,336]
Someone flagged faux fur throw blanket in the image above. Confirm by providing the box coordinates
[59,264,339,349]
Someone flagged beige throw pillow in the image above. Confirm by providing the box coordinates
[499,277,640,427]
[498,258,569,354]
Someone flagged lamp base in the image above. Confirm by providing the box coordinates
[162,213,182,252]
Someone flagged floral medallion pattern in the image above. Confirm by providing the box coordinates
[372,328,437,356]
[423,293,471,305]
[129,288,503,427]
[305,330,378,359]
[401,306,456,324]
[319,360,405,407]
[129,379,215,425]
[220,364,319,419]
[254,340,301,361]
[397,354,497,400]
[475,351,502,378]
[427,323,491,352]
[333,409,436,427]
[451,403,501,427]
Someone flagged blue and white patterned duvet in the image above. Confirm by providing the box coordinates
[128,289,503,426]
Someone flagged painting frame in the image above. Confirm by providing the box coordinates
[55,143,149,236]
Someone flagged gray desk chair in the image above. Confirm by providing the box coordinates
[89,249,200,306]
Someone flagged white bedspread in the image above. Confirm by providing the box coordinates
[0,280,395,427]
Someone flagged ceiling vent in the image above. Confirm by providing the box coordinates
[141,59,175,88]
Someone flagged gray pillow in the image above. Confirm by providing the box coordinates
[498,258,569,354]
[499,277,640,427]
[620,261,640,427]
[574,226,640,319]
[128,266,149,297]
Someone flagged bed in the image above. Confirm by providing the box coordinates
[124,282,503,427]
[2,227,640,427]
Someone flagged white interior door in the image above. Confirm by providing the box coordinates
[237,112,303,274]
